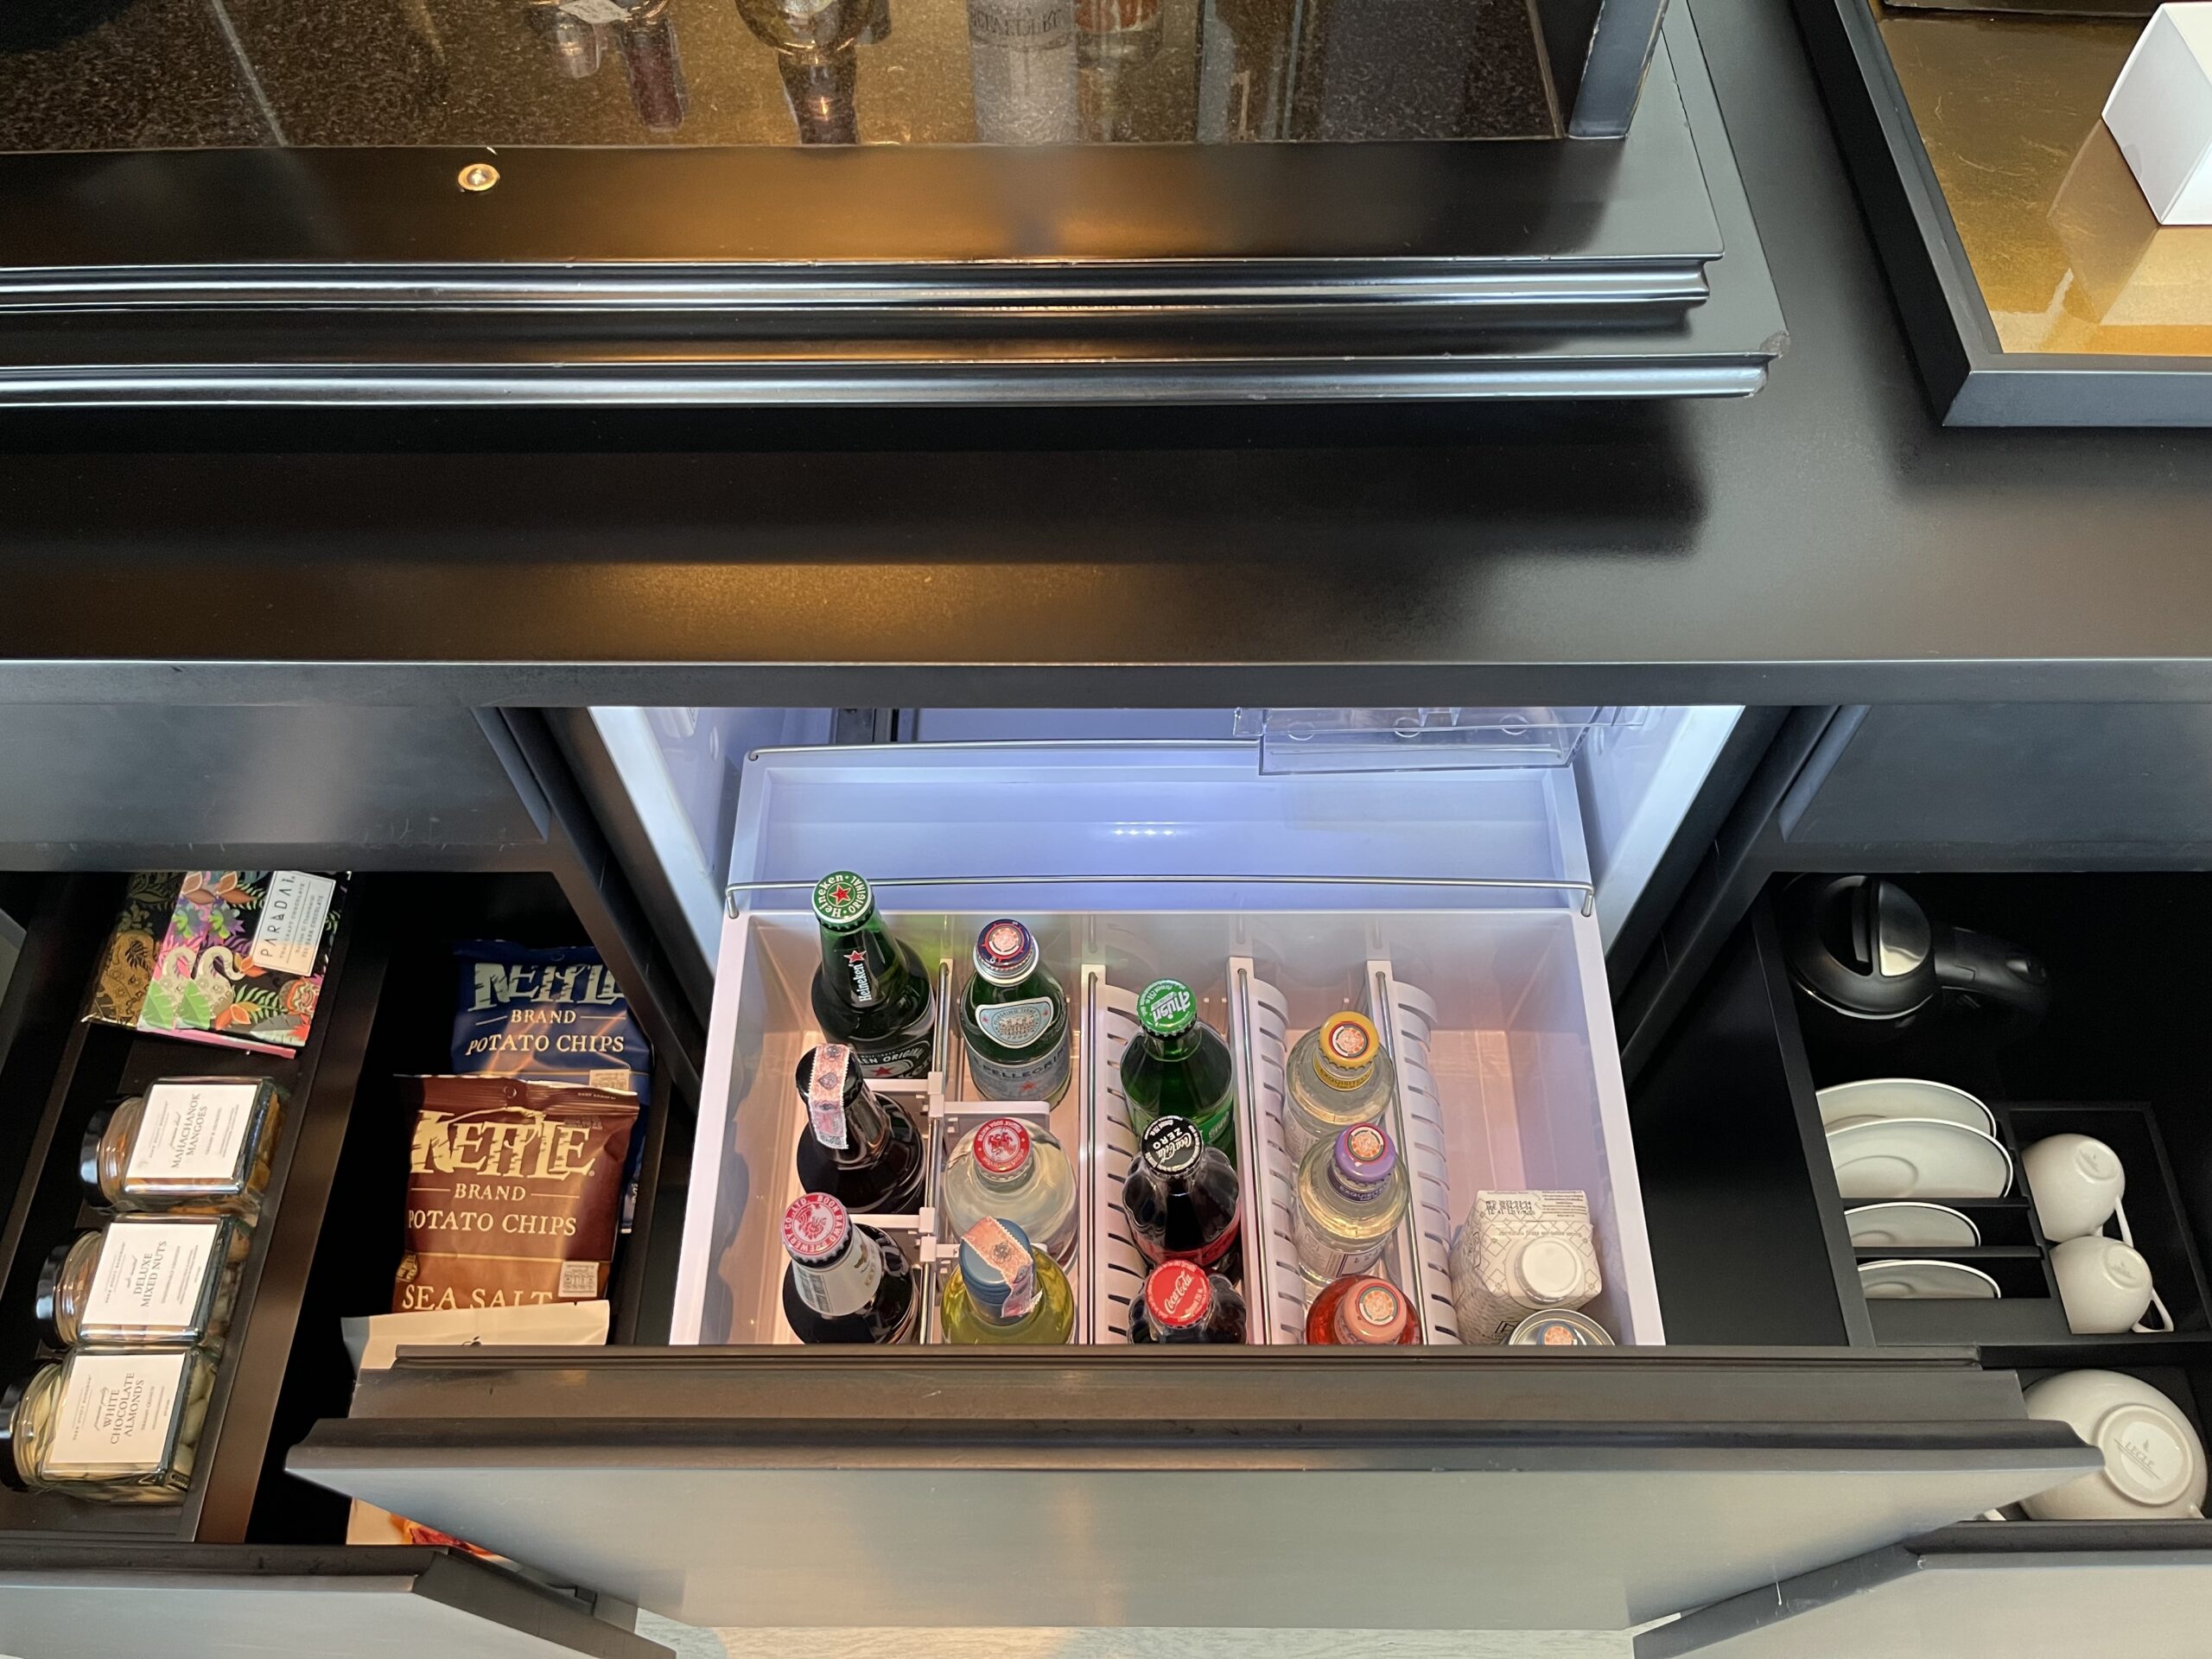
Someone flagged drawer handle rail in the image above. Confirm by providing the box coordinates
[726,873,1596,919]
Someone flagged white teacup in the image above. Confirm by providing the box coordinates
[2024,1133,2127,1243]
[2051,1235,2172,1334]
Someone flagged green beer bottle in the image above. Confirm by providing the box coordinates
[810,872,936,1078]
[1120,979,1237,1155]
[960,918,1072,1103]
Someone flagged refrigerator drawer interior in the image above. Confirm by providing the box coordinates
[672,740,1658,1349]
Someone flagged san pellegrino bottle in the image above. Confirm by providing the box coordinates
[779,1192,918,1344]
[810,872,936,1078]
[1284,1011,1396,1160]
[1120,979,1237,1155]
[1293,1124,1408,1285]
[1128,1260,1246,1344]
[1306,1274,1420,1345]
[942,1117,1078,1265]
[1121,1116,1241,1275]
[939,1217,1076,1344]
[793,1044,926,1215]
[960,919,1071,1103]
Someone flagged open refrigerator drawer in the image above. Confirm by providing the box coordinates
[282,741,2100,1633]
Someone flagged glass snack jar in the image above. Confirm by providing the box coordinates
[1284,1012,1397,1160]
[0,1347,216,1503]
[80,1077,284,1218]
[37,1216,249,1351]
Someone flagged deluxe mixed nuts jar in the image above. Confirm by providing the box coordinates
[80,1077,284,1217]
[0,1347,215,1503]
[36,1217,248,1351]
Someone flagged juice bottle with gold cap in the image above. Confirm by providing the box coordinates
[1284,1010,1396,1160]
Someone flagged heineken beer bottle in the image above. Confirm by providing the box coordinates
[810,871,936,1078]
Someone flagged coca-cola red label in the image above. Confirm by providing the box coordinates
[1152,1214,1240,1272]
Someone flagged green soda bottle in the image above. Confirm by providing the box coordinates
[1120,979,1237,1156]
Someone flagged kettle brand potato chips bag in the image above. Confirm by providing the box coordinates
[450,941,652,1230]
[395,1077,638,1313]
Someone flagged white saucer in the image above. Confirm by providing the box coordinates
[1818,1078,1998,1137]
[1827,1116,2014,1201]
[1859,1259,2003,1300]
[1845,1201,1983,1249]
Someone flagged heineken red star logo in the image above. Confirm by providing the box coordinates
[830,884,853,906]
[846,950,867,965]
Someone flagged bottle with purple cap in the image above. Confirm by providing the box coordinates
[1292,1123,1408,1285]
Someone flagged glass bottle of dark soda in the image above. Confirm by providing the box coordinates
[1121,1116,1241,1276]
[1128,1259,1246,1344]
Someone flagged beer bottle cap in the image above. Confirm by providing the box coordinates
[1144,1261,1213,1331]
[1313,1012,1381,1089]
[781,1192,852,1267]
[812,872,874,928]
[1138,1116,1203,1176]
[1333,1277,1410,1344]
[974,919,1038,984]
[972,1118,1034,1179]
[1136,980,1198,1037]
[1332,1124,1397,1192]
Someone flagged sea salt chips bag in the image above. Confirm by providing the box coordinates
[395,1077,639,1313]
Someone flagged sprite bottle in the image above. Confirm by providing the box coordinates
[1120,978,1237,1155]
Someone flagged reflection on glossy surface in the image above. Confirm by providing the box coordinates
[1877,2,2212,357]
[0,0,1560,150]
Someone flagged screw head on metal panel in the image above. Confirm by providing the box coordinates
[458,162,500,192]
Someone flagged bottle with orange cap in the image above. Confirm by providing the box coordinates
[1284,1010,1397,1160]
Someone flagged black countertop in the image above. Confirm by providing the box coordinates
[2,0,2209,706]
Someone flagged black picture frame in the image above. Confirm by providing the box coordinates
[1795,0,2212,427]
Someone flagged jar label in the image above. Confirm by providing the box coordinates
[125,1081,263,1186]
[49,1351,192,1474]
[974,995,1057,1052]
[1294,1226,1387,1284]
[968,1030,1071,1103]
[248,870,336,976]
[82,1219,225,1337]
[808,1045,852,1152]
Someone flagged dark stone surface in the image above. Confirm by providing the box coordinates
[0,0,1557,149]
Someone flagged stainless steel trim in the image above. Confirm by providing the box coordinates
[1574,0,1672,137]
[727,872,1598,918]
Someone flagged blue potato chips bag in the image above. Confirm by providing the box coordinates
[452,942,652,1232]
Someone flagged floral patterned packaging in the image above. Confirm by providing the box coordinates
[84,872,184,1028]
[130,871,346,1056]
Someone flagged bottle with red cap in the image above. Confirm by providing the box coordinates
[779,1192,918,1344]
[1122,1116,1242,1277]
[794,1043,926,1215]
[1305,1274,1421,1345]
[1128,1260,1247,1344]
[943,1116,1077,1265]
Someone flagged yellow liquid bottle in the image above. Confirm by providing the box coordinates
[939,1217,1076,1344]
